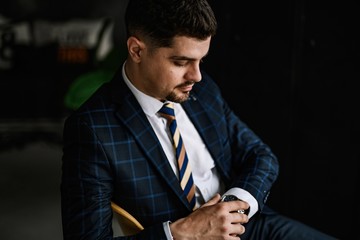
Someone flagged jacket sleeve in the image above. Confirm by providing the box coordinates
[224,98,279,211]
[60,116,168,240]
[193,71,280,212]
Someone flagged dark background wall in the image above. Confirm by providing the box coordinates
[0,0,358,239]
[205,1,359,239]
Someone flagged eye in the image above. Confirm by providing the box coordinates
[173,60,188,67]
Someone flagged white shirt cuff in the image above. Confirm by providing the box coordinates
[223,188,259,218]
[163,221,174,240]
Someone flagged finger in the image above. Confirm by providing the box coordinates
[231,210,249,224]
[229,233,242,239]
[231,223,246,237]
[201,193,222,208]
[226,200,249,213]
[238,200,250,211]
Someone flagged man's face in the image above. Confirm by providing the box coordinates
[135,35,211,102]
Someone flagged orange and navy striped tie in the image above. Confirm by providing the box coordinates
[158,102,196,209]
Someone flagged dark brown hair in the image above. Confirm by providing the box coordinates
[125,0,217,48]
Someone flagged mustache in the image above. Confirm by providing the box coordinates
[177,81,195,88]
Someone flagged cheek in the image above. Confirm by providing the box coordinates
[167,67,186,81]
[164,70,182,88]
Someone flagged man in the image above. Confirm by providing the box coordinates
[61,0,337,239]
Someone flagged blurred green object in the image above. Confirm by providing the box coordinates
[64,46,127,110]
[64,70,113,110]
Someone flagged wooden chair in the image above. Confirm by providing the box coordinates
[111,201,144,237]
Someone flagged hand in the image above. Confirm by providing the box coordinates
[170,194,249,239]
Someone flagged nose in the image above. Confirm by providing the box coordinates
[186,62,202,82]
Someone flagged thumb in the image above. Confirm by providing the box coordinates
[200,193,222,208]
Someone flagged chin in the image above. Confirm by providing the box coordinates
[166,92,190,103]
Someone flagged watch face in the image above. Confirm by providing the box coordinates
[221,195,239,202]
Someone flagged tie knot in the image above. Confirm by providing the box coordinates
[158,102,175,121]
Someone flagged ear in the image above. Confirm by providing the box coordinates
[127,36,145,63]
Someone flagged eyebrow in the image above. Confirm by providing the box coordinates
[170,56,195,61]
[169,52,209,61]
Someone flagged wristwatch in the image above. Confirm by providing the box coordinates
[221,195,250,215]
[221,194,240,202]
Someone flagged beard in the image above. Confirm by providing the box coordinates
[166,90,190,103]
[165,82,194,103]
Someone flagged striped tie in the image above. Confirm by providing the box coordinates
[158,102,196,209]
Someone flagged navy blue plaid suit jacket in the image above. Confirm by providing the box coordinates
[61,69,279,239]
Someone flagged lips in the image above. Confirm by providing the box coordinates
[179,84,194,92]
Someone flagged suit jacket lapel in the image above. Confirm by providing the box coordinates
[109,73,192,209]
